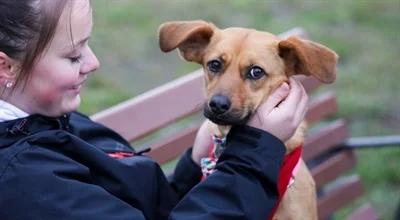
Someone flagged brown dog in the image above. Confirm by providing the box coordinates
[158,20,338,220]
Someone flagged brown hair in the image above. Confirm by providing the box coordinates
[0,0,70,91]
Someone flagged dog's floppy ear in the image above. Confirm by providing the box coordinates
[278,37,339,83]
[158,20,214,63]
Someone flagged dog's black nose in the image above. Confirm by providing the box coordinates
[209,95,231,115]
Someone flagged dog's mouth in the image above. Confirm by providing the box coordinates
[203,106,253,126]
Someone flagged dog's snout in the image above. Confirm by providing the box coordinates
[209,95,231,115]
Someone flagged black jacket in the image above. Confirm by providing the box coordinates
[0,112,285,220]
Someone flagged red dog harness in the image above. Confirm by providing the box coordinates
[268,146,302,220]
[200,136,303,219]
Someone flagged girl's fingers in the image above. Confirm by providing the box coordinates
[258,82,290,114]
[277,78,303,114]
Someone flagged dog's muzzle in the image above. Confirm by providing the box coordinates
[204,95,252,125]
[209,95,231,115]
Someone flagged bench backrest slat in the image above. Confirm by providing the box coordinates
[91,70,204,141]
[311,151,356,190]
[346,203,379,220]
[147,124,201,164]
[303,119,349,161]
[317,176,364,220]
[305,92,338,125]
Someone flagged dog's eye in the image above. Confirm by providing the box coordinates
[207,60,223,73]
[247,66,265,80]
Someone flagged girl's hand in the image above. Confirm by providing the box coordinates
[248,77,308,142]
[191,120,212,166]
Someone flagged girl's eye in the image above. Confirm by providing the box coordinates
[247,66,266,80]
[207,59,223,73]
[69,55,82,64]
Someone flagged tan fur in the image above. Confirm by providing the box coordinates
[285,121,307,153]
[159,20,338,219]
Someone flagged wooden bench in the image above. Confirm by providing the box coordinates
[91,28,378,220]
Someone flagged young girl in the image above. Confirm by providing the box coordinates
[0,0,308,219]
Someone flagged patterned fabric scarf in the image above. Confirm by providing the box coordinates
[200,135,303,219]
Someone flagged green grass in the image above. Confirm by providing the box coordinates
[81,0,400,219]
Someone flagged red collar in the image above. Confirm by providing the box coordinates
[268,146,303,220]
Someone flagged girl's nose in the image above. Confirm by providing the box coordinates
[81,47,100,74]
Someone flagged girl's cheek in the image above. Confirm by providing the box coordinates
[35,88,59,105]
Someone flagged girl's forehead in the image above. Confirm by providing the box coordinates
[51,0,93,51]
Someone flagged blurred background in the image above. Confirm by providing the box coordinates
[81,0,399,219]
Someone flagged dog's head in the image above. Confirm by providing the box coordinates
[159,20,338,126]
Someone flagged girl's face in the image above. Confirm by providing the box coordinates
[9,0,99,117]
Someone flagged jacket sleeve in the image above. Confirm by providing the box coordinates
[169,125,285,220]
[169,147,203,198]
[0,145,151,220]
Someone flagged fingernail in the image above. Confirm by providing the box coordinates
[278,83,290,94]
[282,82,289,90]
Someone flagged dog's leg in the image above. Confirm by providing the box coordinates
[285,121,307,154]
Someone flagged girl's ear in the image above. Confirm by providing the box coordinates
[278,37,339,84]
[158,20,215,63]
[0,52,18,84]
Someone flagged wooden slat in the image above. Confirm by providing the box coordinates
[318,176,365,220]
[305,92,338,125]
[148,124,201,164]
[346,203,379,220]
[311,151,357,189]
[91,69,205,142]
[303,119,349,162]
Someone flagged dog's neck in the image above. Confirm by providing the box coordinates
[205,121,231,158]
[208,121,231,138]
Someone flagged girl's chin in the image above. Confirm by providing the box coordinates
[61,95,81,114]
[35,95,82,117]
